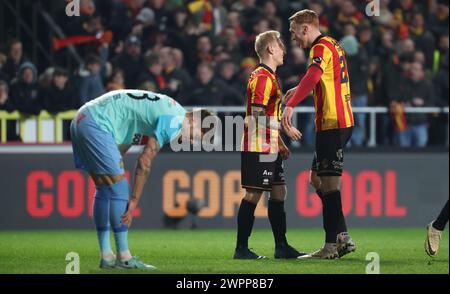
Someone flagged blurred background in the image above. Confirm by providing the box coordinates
[0,0,448,230]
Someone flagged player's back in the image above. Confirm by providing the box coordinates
[309,35,354,131]
[83,90,186,145]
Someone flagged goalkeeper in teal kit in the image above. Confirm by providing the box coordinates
[70,90,212,269]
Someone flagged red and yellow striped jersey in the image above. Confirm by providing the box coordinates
[309,35,354,132]
[242,64,282,153]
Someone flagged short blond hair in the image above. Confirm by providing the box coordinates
[289,9,319,27]
[254,30,283,59]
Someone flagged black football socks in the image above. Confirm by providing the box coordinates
[236,199,257,248]
[433,200,449,231]
[268,199,288,247]
[322,191,344,243]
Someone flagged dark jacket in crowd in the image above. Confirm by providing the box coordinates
[347,47,369,96]
[401,78,435,126]
[187,78,242,106]
[9,62,41,115]
[42,82,78,113]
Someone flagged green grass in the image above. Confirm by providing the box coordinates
[0,229,447,274]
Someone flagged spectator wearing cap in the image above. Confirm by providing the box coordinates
[132,7,158,49]
[0,80,21,141]
[9,62,41,115]
[112,35,145,88]
[79,54,105,105]
[2,39,28,82]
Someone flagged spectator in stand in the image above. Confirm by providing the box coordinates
[308,0,331,34]
[211,0,229,36]
[9,62,41,116]
[138,53,167,93]
[226,10,246,39]
[409,12,436,70]
[42,68,78,113]
[216,26,243,64]
[186,34,214,75]
[278,47,315,146]
[42,68,78,140]
[79,54,105,105]
[341,24,370,146]
[431,50,449,146]
[112,35,145,88]
[395,62,435,147]
[0,53,9,82]
[428,0,449,37]
[2,39,27,82]
[263,0,282,32]
[106,69,126,91]
[331,0,364,40]
[187,62,241,106]
[159,47,192,102]
[0,80,21,141]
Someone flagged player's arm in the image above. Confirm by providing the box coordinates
[282,44,327,129]
[132,137,160,203]
[121,137,160,227]
[278,135,291,160]
[285,65,323,108]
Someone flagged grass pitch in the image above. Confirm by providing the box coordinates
[0,228,447,274]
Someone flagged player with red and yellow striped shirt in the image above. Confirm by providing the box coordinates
[282,10,356,259]
[234,30,306,260]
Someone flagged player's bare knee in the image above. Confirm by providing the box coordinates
[320,176,341,193]
[244,189,263,204]
[269,185,286,201]
[309,172,321,190]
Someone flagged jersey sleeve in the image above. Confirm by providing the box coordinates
[309,44,332,73]
[153,115,184,147]
[249,74,273,107]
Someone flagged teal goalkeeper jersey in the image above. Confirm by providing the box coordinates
[84,90,187,147]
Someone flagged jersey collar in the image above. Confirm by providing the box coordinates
[311,34,325,47]
[259,63,275,75]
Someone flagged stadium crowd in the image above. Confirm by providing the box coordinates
[0,0,448,147]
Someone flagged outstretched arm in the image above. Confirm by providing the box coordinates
[282,65,323,129]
